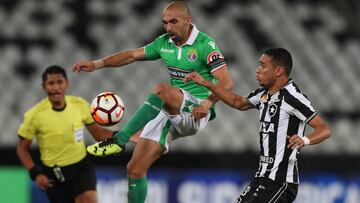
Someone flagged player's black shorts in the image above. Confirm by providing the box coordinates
[235,177,298,203]
[41,155,97,203]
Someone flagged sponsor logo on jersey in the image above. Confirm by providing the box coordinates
[160,48,175,53]
[259,155,274,164]
[168,66,193,79]
[269,104,278,117]
[260,121,275,133]
[207,51,224,64]
[187,49,197,62]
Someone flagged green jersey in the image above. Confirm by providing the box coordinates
[144,24,226,99]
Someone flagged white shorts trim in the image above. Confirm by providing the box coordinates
[140,89,211,153]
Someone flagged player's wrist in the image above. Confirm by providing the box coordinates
[93,59,104,70]
[301,136,310,146]
[29,165,43,181]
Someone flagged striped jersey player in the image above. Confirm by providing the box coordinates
[248,79,316,183]
[184,47,331,203]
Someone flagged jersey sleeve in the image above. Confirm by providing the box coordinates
[202,40,227,73]
[247,88,266,109]
[79,97,95,125]
[17,110,37,140]
[144,36,164,60]
[283,90,317,123]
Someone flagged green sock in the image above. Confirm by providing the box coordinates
[114,93,164,145]
[128,176,148,203]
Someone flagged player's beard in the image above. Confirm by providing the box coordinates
[170,34,181,43]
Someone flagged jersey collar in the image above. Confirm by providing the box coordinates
[52,103,67,111]
[168,24,199,46]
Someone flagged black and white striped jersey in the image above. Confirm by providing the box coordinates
[247,79,317,184]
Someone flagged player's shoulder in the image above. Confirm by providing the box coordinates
[194,32,221,54]
[196,31,215,44]
[248,87,267,98]
[24,98,51,118]
[283,80,303,95]
[282,80,310,100]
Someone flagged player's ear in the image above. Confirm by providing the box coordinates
[276,66,286,77]
[185,15,191,25]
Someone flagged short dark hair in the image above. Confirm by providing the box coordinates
[42,65,67,83]
[264,48,293,76]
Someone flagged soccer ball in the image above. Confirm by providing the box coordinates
[90,92,125,126]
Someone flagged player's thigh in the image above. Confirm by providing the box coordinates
[152,84,183,113]
[127,138,164,178]
[236,178,295,203]
[235,180,259,203]
[275,183,298,203]
[72,159,97,202]
[46,184,74,203]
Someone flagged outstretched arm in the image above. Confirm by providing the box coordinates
[184,71,253,111]
[72,47,147,73]
[206,66,233,104]
[189,67,234,119]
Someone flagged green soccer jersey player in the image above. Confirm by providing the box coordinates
[72,1,233,203]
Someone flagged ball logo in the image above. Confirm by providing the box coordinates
[115,109,123,118]
[90,92,125,126]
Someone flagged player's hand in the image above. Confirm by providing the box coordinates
[183,72,207,86]
[191,105,208,120]
[72,60,96,73]
[287,135,305,149]
[35,174,54,191]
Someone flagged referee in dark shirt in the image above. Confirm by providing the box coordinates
[184,48,331,203]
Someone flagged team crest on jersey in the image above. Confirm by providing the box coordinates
[269,104,278,117]
[187,49,197,62]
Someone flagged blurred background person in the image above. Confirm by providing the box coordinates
[16,65,116,203]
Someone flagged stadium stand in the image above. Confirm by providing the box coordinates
[1,0,359,154]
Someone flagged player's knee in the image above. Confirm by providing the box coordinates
[152,84,170,97]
